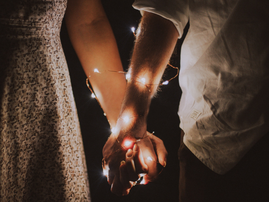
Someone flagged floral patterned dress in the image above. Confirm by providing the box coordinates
[0,0,91,201]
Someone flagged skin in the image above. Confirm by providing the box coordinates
[65,0,126,128]
[103,12,179,195]
[65,0,172,196]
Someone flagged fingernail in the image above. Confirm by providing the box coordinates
[126,149,133,157]
[133,143,138,151]
[163,161,167,167]
[121,160,126,165]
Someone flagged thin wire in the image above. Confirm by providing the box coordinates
[86,27,180,117]
[164,63,179,85]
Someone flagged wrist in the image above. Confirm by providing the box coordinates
[112,111,147,141]
[121,82,152,118]
[116,135,143,150]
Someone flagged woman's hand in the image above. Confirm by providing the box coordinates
[102,134,125,185]
[102,132,146,195]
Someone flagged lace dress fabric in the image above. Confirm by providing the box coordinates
[0,0,91,201]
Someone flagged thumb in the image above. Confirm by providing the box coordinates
[148,132,167,167]
[133,143,148,173]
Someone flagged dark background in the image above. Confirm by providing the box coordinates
[61,0,183,201]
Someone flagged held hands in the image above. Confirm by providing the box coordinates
[102,130,167,196]
[102,79,167,195]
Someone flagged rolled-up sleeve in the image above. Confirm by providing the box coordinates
[133,0,189,38]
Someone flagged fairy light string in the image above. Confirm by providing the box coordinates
[131,26,179,85]
[86,26,179,101]
[86,26,179,149]
[86,25,179,145]
[89,27,175,183]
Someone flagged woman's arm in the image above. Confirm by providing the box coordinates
[65,0,126,127]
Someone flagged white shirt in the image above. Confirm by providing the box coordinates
[133,0,269,174]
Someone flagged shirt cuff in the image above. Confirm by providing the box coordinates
[133,0,189,38]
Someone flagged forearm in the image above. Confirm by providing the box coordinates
[65,0,126,127]
[117,12,179,140]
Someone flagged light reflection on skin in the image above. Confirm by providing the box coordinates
[147,156,153,162]
[111,126,118,134]
[138,77,146,85]
[103,164,109,177]
[118,110,137,131]
[94,68,100,73]
[136,73,149,89]
[122,114,131,124]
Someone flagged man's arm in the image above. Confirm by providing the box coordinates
[117,12,179,145]
[65,0,126,127]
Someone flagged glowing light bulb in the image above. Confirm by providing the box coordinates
[134,173,147,185]
[123,140,133,148]
[91,93,96,98]
[122,137,135,150]
[125,72,131,80]
[94,68,100,73]
[103,165,109,177]
[131,27,135,33]
[140,177,147,185]
[139,174,147,185]
[162,80,169,85]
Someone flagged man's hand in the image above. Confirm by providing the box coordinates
[102,131,167,196]
[135,132,167,182]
